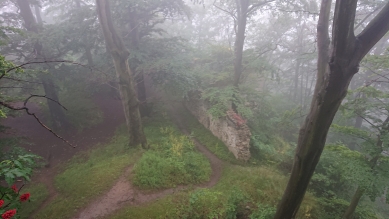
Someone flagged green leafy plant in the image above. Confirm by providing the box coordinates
[202,86,252,119]
[0,153,39,218]
[132,126,211,189]
[249,203,276,219]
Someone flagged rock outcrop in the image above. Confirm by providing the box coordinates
[185,91,251,161]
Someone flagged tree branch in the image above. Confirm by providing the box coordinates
[213,2,237,20]
[356,2,389,61]
[0,95,74,148]
[247,0,274,14]
[354,6,381,30]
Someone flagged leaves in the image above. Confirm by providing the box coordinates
[0,154,40,186]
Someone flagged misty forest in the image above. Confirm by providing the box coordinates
[0,0,389,218]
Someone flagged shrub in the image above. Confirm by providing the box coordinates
[132,126,211,189]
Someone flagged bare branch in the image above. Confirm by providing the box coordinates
[6,60,88,73]
[247,0,274,14]
[0,95,74,148]
[213,2,237,20]
[277,8,319,16]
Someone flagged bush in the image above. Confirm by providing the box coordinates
[249,203,276,219]
[132,126,211,189]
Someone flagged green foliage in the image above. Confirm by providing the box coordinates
[133,126,211,189]
[58,91,103,132]
[249,203,276,219]
[186,189,225,218]
[317,197,379,219]
[0,139,41,218]
[0,154,38,185]
[0,55,24,117]
[202,86,252,119]
[311,144,371,199]
[135,38,199,97]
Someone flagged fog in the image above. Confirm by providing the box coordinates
[0,0,388,218]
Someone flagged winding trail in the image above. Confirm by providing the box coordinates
[72,104,224,219]
[0,96,125,219]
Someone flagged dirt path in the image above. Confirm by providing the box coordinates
[72,104,224,219]
[0,96,125,219]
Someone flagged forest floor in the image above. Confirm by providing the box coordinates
[72,103,224,219]
[0,96,126,218]
[0,97,224,219]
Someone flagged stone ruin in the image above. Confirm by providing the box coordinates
[185,91,251,161]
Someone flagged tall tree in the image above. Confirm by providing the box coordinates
[15,0,69,130]
[274,0,389,218]
[95,0,147,148]
[114,0,190,116]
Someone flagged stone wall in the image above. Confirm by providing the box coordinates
[185,91,251,161]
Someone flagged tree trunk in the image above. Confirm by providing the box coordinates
[127,9,149,117]
[136,73,149,117]
[96,0,147,148]
[41,75,70,130]
[233,0,249,88]
[343,187,365,219]
[274,1,389,218]
[16,0,69,131]
[85,47,94,66]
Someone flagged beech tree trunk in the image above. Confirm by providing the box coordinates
[96,0,147,148]
[274,1,389,218]
[16,0,69,131]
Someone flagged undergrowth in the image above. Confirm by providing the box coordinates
[107,165,318,219]
[34,127,143,219]
[133,116,211,189]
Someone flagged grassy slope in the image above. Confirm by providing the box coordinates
[107,108,319,219]
[34,127,143,219]
[132,116,211,190]
[107,165,318,219]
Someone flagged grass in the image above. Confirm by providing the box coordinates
[106,111,318,218]
[178,108,239,164]
[18,183,49,218]
[106,164,319,219]
[133,115,211,189]
[34,127,143,219]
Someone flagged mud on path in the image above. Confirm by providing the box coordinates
[72,103,224,219]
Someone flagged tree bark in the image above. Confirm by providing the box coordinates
[274,1,389,218]
[343,186,365,219]
[85,46,94,66]
[16,0,69,131]
[136,73,149,117]
[41,75,70,130]
[96,0,147,148]
[233,0,249,88]
[127,9,149,117]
